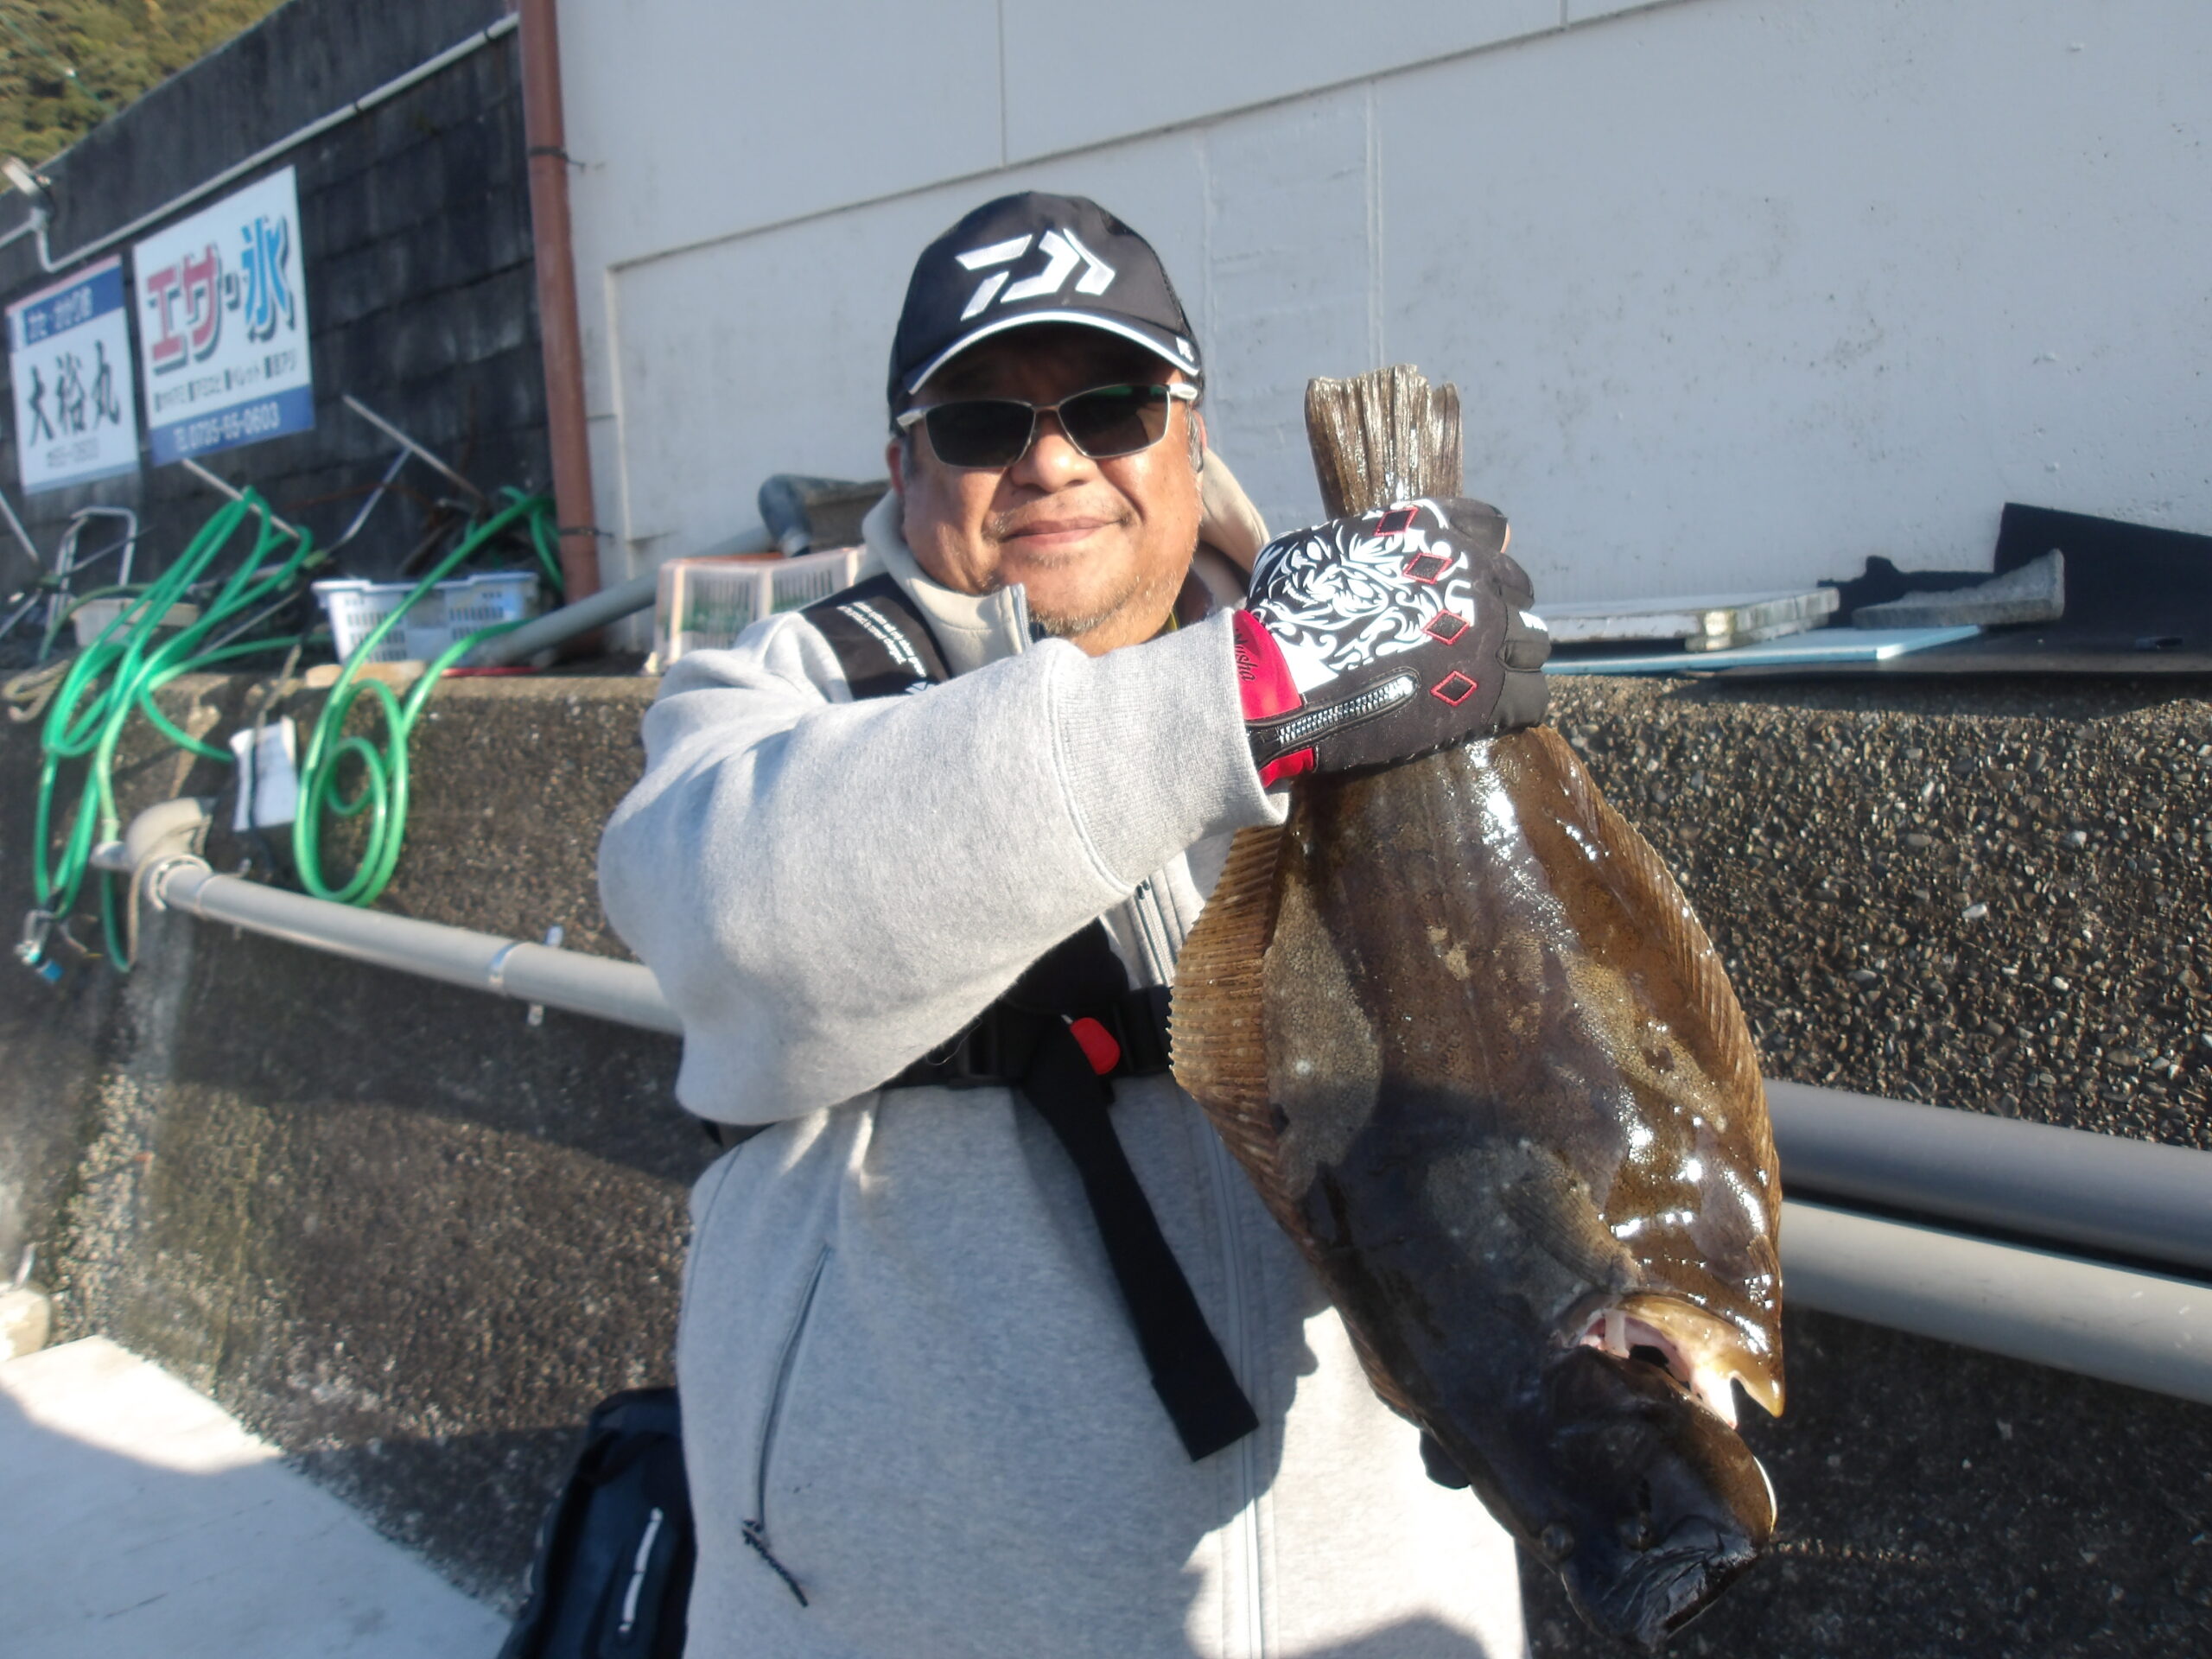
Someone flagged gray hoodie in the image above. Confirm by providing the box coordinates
[598,486,1526,1659]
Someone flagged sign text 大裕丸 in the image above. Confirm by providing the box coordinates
[7,255,140,493]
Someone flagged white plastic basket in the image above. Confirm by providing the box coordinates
[312,570,542,666]
[652,547,867,670]
[70,596,199,649]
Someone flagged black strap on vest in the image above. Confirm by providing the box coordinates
[804,575,1258,1463]
[807,573,950,697]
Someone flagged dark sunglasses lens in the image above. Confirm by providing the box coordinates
[924,400,1035,467]
[1060,385,1172,458]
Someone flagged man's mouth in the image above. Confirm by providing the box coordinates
[1004,522,1106,548]
[994,514,1124,551]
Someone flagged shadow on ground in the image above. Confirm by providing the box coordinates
[1521,1307,2212,1657]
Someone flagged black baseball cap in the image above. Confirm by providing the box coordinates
[887,192,1203,410]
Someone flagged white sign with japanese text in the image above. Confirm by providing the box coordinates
[6,255,140,493]
[131,166,313,465]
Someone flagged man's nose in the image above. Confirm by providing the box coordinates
[1008,410,1093,487]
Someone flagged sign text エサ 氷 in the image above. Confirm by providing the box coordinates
[131,166,314,466]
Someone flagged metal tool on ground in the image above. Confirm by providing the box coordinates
[1851,550,2064,629]
[1547,625,1981,675]
[1541,588,1839,652]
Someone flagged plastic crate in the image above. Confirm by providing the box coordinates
[70,596,199,648]
[652,546,866,669]
[312,570,541,666]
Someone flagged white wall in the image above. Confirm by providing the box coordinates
[560,0,2212,610]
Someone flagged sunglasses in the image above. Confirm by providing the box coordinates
[896,381,1198,468]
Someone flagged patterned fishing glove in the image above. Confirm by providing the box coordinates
[1236,498,1551,785]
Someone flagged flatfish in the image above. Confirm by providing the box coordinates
[1171,368,1783,1650]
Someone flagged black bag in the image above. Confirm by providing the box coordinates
[499,1388,696,1659]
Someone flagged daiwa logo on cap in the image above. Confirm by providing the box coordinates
[890,192,1204,405]
[954,229,1117,320]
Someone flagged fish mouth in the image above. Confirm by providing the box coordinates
[1569,1520,1762,1652]
[1533,1345,1778,1649]
[1575,1293,1784,1428]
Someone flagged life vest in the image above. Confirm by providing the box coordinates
[806,573,1257,1463]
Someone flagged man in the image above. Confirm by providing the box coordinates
[601,193,1547,1658]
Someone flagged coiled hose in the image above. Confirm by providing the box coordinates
[35,493,320,968]
[32,486,557,969]
[291,488,555,907]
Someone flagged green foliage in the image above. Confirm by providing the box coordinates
[0,0,287,168]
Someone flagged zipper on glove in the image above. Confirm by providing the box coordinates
[1251,672,1415,761]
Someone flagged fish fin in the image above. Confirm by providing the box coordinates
[1344,1311,1427,1424]
[1172,823,1284,1148]
[1519,727,1777,1181]
[1176,825,1428,1428]
[1502,1155,1644,1294]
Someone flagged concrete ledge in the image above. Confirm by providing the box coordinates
[3,667,2209,1651]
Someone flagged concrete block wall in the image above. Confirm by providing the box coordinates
[0,0,545,594]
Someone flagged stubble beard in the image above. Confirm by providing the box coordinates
[1025,554,1188,645]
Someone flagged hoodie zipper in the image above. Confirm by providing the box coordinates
[1139,874,1266,1658]
[1204,1127,1266,1658]
[1128,877,1175,985]
[743,1244,831,1606]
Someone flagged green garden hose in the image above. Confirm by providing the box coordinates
[31,484,558,970]
[35,492,319,969]
[290,488,555,908]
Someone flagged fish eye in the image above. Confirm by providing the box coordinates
[1617,1514,1657,1552]
[1539,1522,1576,1563]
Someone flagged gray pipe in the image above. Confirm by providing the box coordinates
[470,524,772,667]
[20,18,519,276]
[1766,1079,2212,1275]
[105,801,2212,1405]
[152,859,681,1036]
[468,569,657,667]
[1783,1199,2212,1407]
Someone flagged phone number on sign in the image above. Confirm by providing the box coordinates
[172,399,287,453]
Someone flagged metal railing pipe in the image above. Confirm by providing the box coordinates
[6,18,518,276]
[100,803,2212,1405]
[471,569,658,666]
[490,938,683,1035]
[1767,1079,2212,1274]
[151,859,680,1035]
[1782,1199,2212,1407]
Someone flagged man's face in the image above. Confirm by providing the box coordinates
[887,325,1205,658]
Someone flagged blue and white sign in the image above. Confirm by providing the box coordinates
[131,166,314,465]
[6,255,141,493]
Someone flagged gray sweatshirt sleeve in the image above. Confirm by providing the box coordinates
[598,606,1283,1123]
